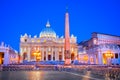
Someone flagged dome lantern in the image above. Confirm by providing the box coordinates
[46,20,50,27]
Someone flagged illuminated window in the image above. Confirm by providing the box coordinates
[37,40,40,42]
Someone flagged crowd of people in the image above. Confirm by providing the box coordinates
[0,64,120,79]
[0,64,34,71]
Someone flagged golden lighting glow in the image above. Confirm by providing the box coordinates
[36,57,41,59]
[103,59,106,64]
[44,40,46,42]
[34,52,37,56]
[0,53,4,64]
[33,51,41,61]
[103,50,114,65]
[83,55,88,61]
[0,54,1,64]
[37,40,40,42]
[0,58,2,64]
[105,50,113,58]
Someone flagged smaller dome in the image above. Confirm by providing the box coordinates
[40,21,56,38]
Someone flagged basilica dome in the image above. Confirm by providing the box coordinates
[40,21,56,38]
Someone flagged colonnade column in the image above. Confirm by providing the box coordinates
[4,50,9,65]
[20,48,23,63]
[46,48,48,61]
[27,47,31,62]
[62,47,64,61]
[98,50,102,64]
[93,54,96,64]
[88,54,90,64]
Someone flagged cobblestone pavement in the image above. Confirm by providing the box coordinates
[0,71,104,80]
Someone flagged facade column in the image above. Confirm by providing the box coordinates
[55,47,58,61]
[118,52,119,58]
[55,47,57,61]
[27,47,31,62]
[46,48,48,61]
[42,48,44,61]
[54,48,56,61]
[51,47,53,61]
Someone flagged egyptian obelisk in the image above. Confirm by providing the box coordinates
[64,10,71,65]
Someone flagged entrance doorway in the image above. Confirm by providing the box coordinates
[33,51,42,61]
[0,52,4,64]
[71,53,75,61]
[48,55,51,60]
[103,51,114,65]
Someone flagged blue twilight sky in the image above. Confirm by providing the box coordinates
[0,0,120,51]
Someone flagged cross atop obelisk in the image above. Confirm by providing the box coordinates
[64,8,71,65]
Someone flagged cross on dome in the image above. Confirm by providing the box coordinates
[46,20,50,27]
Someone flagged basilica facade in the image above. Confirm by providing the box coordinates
[20,21,77,62]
